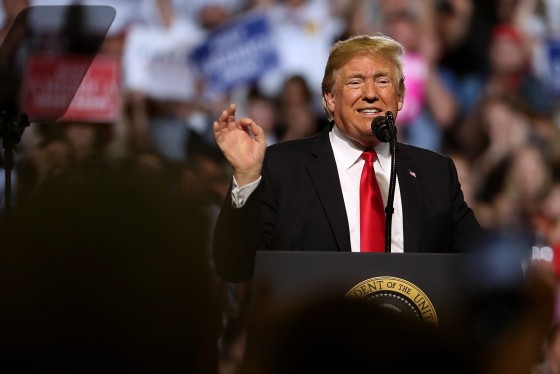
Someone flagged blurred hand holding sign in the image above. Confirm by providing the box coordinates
[189,12,279,100]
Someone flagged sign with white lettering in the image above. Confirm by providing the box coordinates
[61,56,121,123]
[189,13,279,98]
[23,54,92,121]
[24,55,120,123]
[122,18,204,101]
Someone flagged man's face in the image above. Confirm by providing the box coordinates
[324,54,404,147]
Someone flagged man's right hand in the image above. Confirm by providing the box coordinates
[213,103,266,186]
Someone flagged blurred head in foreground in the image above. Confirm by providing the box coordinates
[0,168,221,372]
[243,295,470,374]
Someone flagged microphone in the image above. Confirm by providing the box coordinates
[371,112,395,143]
[370,111,397,253]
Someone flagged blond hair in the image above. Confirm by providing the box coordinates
[321,34,406,121]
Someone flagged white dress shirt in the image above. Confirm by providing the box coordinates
[329,125,404,253]
[230,125,405,252]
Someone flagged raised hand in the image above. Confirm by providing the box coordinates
[213,103,267,186]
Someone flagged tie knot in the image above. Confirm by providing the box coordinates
[361,149,376,163]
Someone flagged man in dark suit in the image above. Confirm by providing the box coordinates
[213,34,481,282]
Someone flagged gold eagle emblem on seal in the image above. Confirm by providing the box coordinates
[346,276,438,325]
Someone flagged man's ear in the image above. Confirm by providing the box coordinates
[324,90,335,113]
[397,76,405,111]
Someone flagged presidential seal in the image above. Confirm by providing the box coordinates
[346,276,438,325]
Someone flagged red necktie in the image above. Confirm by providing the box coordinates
[360,149,385,252]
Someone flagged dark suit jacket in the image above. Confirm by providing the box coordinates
[213,125,481,282]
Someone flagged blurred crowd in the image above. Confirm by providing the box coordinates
[1,0,560,372]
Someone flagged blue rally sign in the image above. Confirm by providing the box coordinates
[547,37,560,97]
[190,13,279,98]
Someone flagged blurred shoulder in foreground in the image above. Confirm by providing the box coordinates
[0,167,221,373]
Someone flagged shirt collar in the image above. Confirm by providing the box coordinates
[330,124,391,172]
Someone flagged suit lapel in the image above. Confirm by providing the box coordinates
[306,126,351,252]
[396,144,422,252]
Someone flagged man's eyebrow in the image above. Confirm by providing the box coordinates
[373,70,392,78]
[345,70,392,79]
[344,71,365,79]
[341,69,395,83]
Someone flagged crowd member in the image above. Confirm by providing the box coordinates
[437,0,560,131]
[243,86,280,146]
[212,33,480,282]
[0,168,222,373]
[275,74,327,142]
[14,120,116,203]
[382,5,459,151]
[532,179,560,273]
[533,324,560,374]
[121,0,207,157]
[218,312,249,374]
[332,0,465,151]
[444,20,554,121]
[468,95,533,179]
[243,0,276,11]
[437,0,497,90]
[243,295,471,373]
[453,89,559,235]
[191,0,242,30]
[332,0,378,42]
[435,0,475,61]
[510,0,560,89]
[480,143,553,234]
[1,1,559,373]
[486,260,556,374]
[257,0,343,107]
[448,151,478,209]
[28,136,73,185]
[60,122,113,167]
[505,144,554,216]
[484,23,554,115]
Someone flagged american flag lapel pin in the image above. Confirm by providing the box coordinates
[408,169,416,178]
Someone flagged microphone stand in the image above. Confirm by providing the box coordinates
[1,111,29,222]
[371,112,397,253]
[385,125,397,253]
